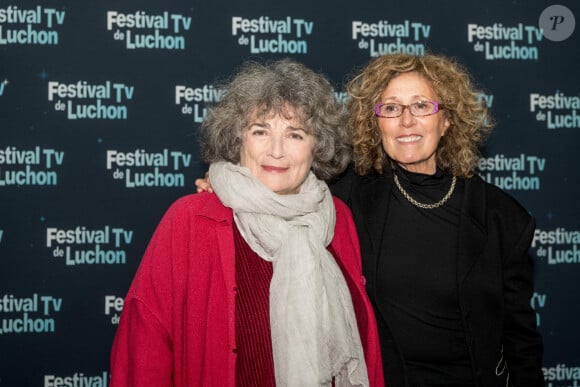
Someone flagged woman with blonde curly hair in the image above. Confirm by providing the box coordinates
[332,52,544,386]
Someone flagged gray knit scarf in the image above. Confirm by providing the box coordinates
[209,161,369,387]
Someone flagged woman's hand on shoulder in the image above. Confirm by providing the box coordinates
[195,172,213,193]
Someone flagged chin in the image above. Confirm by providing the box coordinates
[273,186,299,195]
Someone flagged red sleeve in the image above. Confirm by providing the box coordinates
[110,200,186,387]
[110,297,173,387]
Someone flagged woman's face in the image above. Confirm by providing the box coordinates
[377,71,450,175]
[240,107,315,195]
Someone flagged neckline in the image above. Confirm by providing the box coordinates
[395,165,450,188]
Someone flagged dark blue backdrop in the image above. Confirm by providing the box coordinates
[1,1,578,386]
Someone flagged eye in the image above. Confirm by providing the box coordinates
[250,129,267,136]
[288,132,304,140]
[383,103,400,113]
[413,101,431,111]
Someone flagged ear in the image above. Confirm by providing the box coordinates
[441,115,451,136]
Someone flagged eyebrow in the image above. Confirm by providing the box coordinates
[247,122,311,134]
[288,126,310,133]
[248,122,268,128]
[384,94,433,100]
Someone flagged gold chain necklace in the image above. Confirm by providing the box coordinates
[393,173,456,209]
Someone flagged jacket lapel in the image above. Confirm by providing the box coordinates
[357,174,391,295]
[200,196,235,291]
[197,194,237,349]
[457,176,487,286]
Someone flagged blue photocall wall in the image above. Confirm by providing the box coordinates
[1,1,578,386]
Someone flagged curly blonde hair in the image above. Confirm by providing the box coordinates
[346,52,493,177]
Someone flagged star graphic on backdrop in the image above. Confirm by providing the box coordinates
[38,69,48,80]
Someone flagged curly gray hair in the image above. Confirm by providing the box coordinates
[201,59,351,181]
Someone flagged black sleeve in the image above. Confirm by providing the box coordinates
[502,215,545,386]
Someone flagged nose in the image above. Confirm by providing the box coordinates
[268,135,285,158]
[400,106,416,126]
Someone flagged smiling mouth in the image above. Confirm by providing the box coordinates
[262,165,288,173]
[397,135,422,143]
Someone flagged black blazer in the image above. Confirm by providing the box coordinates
[331,168,544,387]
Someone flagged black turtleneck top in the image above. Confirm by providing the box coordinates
[375,167,475,386]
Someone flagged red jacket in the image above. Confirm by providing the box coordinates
[110,193,384,387]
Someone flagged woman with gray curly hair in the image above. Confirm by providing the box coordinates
[332,52,544,386]
[110,59,384,387]
[202,59,351,182]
